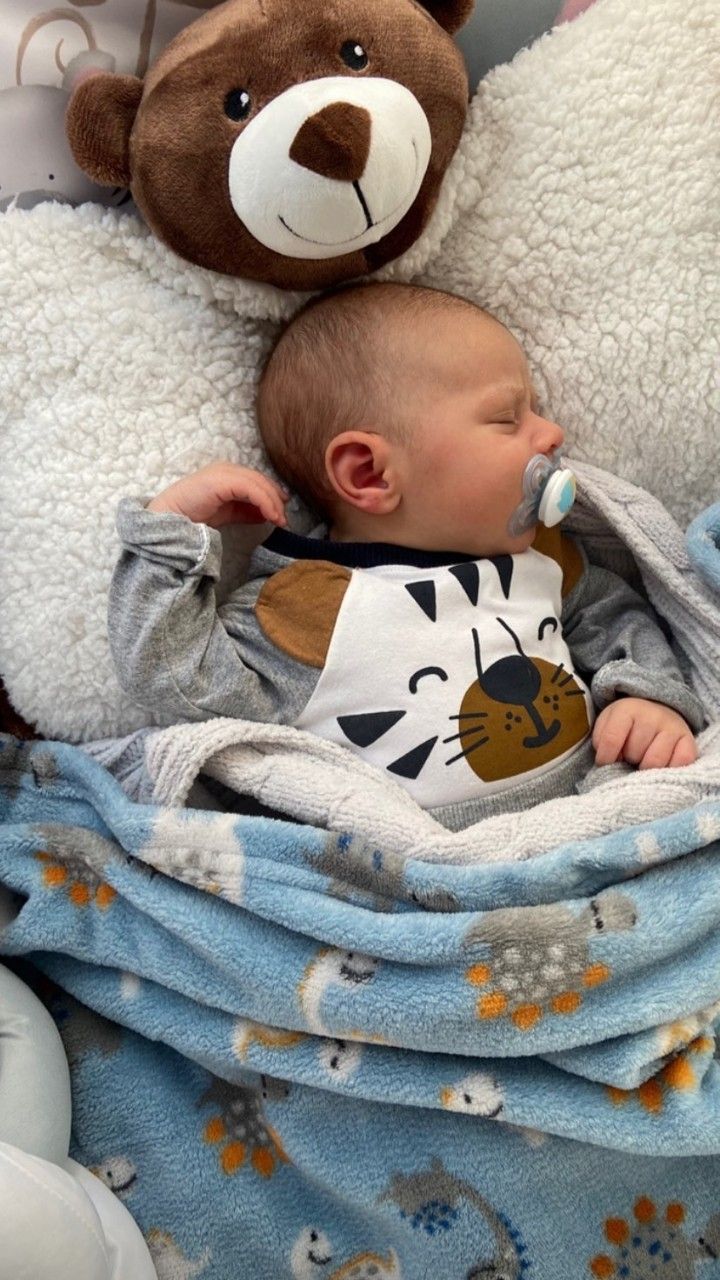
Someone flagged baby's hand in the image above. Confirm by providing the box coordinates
[592,697,697,770]
[146,463,289,529]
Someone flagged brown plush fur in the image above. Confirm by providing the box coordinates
[66,0,471,288]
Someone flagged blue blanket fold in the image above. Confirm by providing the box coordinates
[2,729,720,1279]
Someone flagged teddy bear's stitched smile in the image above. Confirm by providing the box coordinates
[277,139,421,249]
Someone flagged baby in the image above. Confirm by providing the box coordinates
[109,283,703,829]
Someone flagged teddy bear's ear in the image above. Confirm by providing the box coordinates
[66,73,144,188]
[419,0,475,35]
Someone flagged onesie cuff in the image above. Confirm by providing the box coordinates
[115,497,223,580]
[591,660,706,733]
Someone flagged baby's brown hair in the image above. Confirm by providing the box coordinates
[256,281,481,515]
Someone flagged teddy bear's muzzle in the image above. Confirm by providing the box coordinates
[226,76,432,261]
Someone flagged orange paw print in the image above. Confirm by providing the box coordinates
[606,1036,711,1113]
[203,1113,289,1178]
[589,1194,720,1275]
[463,894,635,1033]
[199,1079,291,1180]
[36,853,116,910]
[466,960,610,1032]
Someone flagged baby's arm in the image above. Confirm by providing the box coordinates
[108,465,306,725]
[562,552,704,768]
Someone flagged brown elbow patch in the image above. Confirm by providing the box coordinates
[531,526,584,597]
[255,560,352,668]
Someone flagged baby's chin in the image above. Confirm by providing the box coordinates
[461,524,538,559]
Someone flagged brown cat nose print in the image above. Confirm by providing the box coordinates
[447,621,590,784]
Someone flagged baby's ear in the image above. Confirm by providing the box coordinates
[66,74,144,188]
[418,0,475,35]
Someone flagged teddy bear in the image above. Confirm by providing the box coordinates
[65,0,473,289]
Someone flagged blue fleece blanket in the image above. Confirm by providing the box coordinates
[2,717,720,1280]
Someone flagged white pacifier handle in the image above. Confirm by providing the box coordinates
[538,467,577,527]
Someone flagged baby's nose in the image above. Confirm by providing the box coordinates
[536,416,564,453]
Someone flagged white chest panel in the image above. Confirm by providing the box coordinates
[296,549,593,807]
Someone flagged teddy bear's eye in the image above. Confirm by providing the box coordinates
[340,40,369,71]
[224,88,252,122]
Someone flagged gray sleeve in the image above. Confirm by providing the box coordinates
[562,549,706,732]
[108,498,316,726]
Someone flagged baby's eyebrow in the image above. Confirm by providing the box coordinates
[478,380,527,404]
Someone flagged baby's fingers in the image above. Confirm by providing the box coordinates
[622,719,663,766]
[592,707,633,765]
[253,490,288,525]
[234,476,288,525]
[669,735,698,768]
[638,730,685,770]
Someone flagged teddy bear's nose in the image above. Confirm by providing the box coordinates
[289,102,372,183]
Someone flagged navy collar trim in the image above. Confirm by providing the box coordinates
[264,527,479,569]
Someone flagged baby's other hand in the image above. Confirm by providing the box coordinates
[592,697,697,770]
[146,462,289,529]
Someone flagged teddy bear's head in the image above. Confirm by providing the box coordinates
[65,0,471,288]
[65,0,472,289]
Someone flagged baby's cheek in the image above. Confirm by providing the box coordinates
[480,474,519,526]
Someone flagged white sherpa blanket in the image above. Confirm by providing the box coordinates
[0,0,717,742]
[83,459,720,861]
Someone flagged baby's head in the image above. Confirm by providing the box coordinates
[257,282,564,557]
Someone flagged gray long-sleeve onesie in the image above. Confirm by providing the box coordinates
[108,499,704,830]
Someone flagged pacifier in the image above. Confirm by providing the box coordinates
[507,450,576,537]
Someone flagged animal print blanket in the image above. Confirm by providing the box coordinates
[1,497,720,1280]
[2,741,720,1279]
